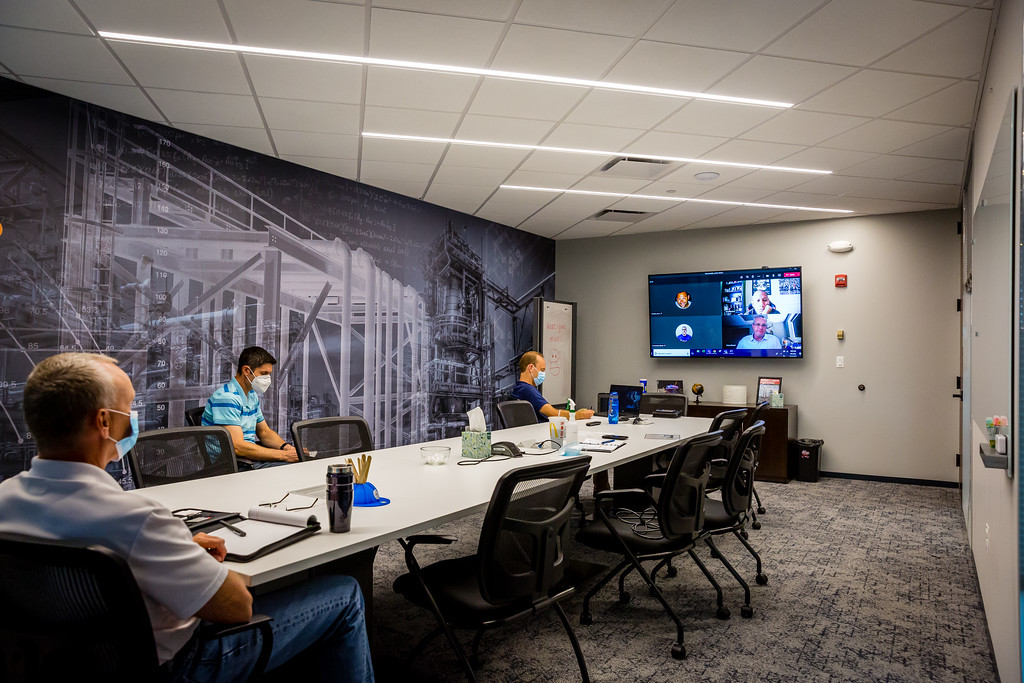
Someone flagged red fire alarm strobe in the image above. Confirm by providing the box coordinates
[835,274,847,287]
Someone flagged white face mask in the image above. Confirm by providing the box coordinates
[251,374,272,394]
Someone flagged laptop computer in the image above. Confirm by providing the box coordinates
[594,384,643,418]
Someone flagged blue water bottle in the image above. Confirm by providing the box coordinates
[608,391,619,425]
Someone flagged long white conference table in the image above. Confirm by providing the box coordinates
[136,415,713,596]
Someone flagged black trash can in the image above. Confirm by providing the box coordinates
[794,438,823,482]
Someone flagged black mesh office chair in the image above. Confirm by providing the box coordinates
[290,416,373,462]
[495,400,538,429]
[393,457,593,682]
[0,532,272,681]
[705,408,749,490]
[701,421,768,606]
[128,426,237,488]
[638,393,688,416]
[746,402,769,522]
[575,431,723,660]
[184,405,205,427]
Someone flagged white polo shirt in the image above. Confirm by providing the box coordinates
[0,457,228,664]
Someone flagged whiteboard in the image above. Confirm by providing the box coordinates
[534,298,576,406]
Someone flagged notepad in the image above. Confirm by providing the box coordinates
[185,506,320,562]
[579,438,626,453]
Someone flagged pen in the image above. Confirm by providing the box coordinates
[601,439,615,444]
[220,520,247,537]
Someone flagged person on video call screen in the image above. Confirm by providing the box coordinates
[736,315,782,350]
[746,289,779,316]
[674,291,691,309]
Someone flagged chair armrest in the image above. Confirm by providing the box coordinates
[594,488,657,510]
[200,613,272,639]
[403,534,457,548]
[643,472,666,488]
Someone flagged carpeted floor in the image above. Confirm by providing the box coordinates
[367,477,998,682]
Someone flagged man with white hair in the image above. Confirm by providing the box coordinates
[737,316,782,350]
[0,352,374,682]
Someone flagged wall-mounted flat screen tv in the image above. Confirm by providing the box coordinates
[649,266,803,358]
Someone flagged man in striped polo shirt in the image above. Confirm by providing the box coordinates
[202,346,298,470]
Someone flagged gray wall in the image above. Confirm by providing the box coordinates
[556,209,960,482]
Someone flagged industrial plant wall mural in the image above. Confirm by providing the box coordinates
[0,84,555,485]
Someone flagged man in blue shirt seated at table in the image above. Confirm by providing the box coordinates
[511,351,595,423]
[203,346,298,470]
[0,352,374,682]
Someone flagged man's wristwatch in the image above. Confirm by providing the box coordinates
[280,443,288,450]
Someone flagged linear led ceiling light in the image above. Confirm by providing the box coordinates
[500,185,854,214]
[363,132,830,175]
[98,31,794,109]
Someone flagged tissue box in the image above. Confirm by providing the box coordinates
[461,430,492,459]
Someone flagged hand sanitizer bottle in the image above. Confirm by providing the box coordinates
[564,399,580,455]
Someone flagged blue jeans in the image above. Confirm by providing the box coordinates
[168,574,374,682]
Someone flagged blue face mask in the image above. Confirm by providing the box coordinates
[535,369,545,386]
[106,409,139,461]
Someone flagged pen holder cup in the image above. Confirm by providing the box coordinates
[353,482,390,507]
[461,430,491,460]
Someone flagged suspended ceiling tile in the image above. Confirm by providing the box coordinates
[692,186,777,203]
[456,114,555,145]
[709,56,855,104]
[621,202,731,231]
[273,130,359,158]
[900,160,964,184]
[784,173,872,196]
[658,164,753,186]
[516,0,670,37]
[20,76,163,122]
[773,146,877,172]
[700,139,806,165]
[478,188,554,223]
[261,98,360,135]
[564,90,686,129]
[0,27,132,84]
[423,183,494,214]
[244,56,363,103]
[800,70,957,118]
[279,155,358,180]
[467,78,587,121]
[78,0,233,40]
[722,169,816,192]
[758,209,854,224]
[874,8,991,78]
[689,206,788,229]
[837,154,946,180]
[542,122,644,151]
[571,176,651,194]
[490,24,634,79]
[505,169,586,188]
[373,0,516,22]
[763,0,961,66]
[556,219,630,240]
[628,130,728,158]
[645,0,823,51]
[0,0,93,33]
[605,195,680,212]
[364,67,478,112]
[885,81,979,127]
[360,159,437,182]
[515,217,572,239]
[517,149,604,175]
[741,110,866,146]
[148,89,264,127]
[223,0,365,53]
[443,144,531,169]
[657,101,778,138]
[755,190,845,209]
[605,41,749,93]
[822,119,951,154]
[432,164,511,187]
[368,8,504,65]
[824,196,943,214]
[891,127,969,159]
[847,178,959,204]
[111,43,251,94]
[363,106,460,137]
[175,123,275,156]
[361,177,427,197]
[360,136,445,164]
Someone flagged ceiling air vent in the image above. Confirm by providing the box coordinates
[599,156,676,179]
[591,209,655,222]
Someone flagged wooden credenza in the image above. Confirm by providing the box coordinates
[686,400,797,483]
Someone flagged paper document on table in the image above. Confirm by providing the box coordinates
[208,519,304,558]
[579,438,625,453]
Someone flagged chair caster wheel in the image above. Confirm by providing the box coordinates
[716,606,730,620]
[752,520,762,530]
[756,573,768,586]
[619,591,631,604]
[741,605,753,619]
[665,566,678,578]
[671,642,686,660]
[580,613,593,626]
[740,530,749,540]
[757,507,766,514]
